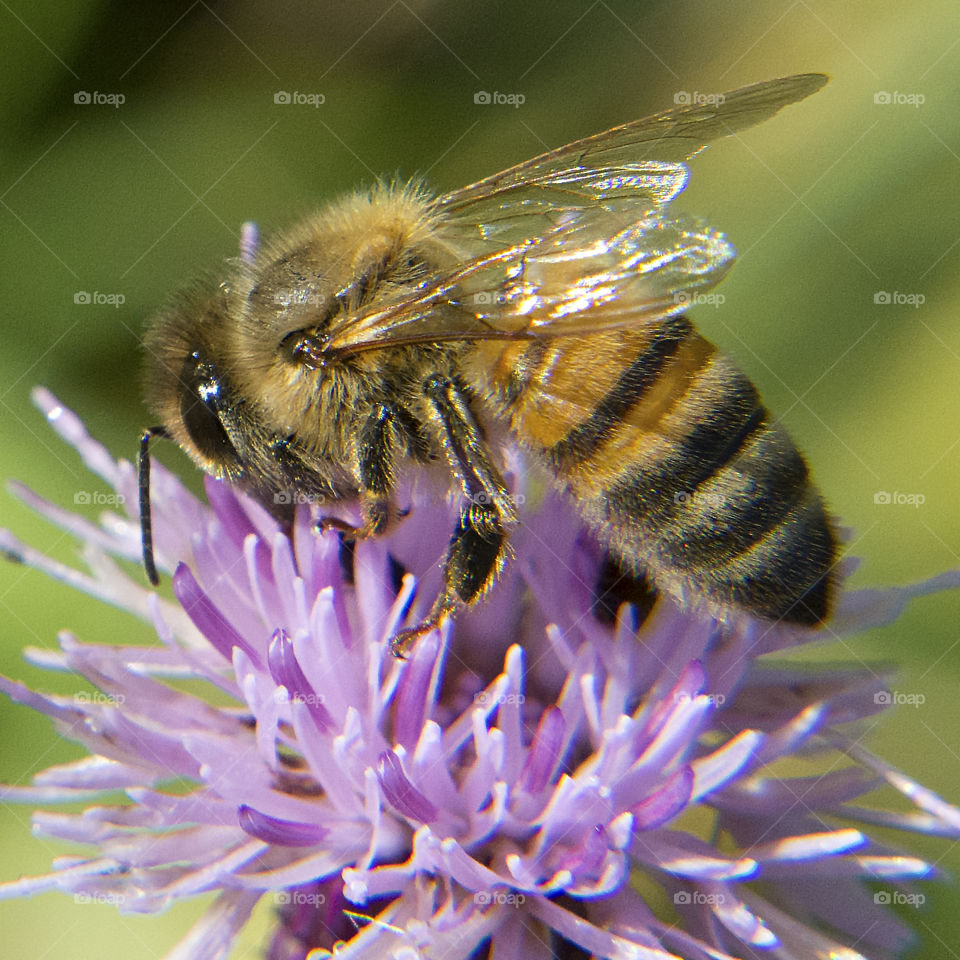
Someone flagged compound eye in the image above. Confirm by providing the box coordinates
[179,350,241,468]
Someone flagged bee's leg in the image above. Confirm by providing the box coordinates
[318,402,397,540]
[391,376,514,658]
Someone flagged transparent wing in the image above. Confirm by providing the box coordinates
[436,73,827,241]
[322,74,825,355]
[324,203,735,354]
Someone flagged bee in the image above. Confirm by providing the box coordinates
[140,73,835,655]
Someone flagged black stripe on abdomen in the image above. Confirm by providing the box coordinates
[597,411,832,623]
[700,490,835,624]
[601,363,766,523]
[547,316,693,468]
[656,422,811,569]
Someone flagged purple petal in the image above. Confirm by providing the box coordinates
[556,824,609,881]
[394,630,440,750]
[240,221,259,263]
[712,893,778,948]
[173,563,264,670]
[32,387,122,488]
[4,387,960,960]
[632,766,694,831]
[691,730,764,800]
[162,889,261,960]
[636,831,758,881]
[520,706,565,795]
[748,828,866,864]
[527,895,677,960]
[377,751,438,823]
[267,630,334,732]
[238,805,328,847]
[202,476,256,551]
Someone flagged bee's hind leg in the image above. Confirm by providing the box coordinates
[390,375,515,658]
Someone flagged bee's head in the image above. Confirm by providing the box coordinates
[139,281,349,587]
[142,285,246,481]
[139,286,248,586]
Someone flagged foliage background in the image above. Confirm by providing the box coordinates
[1,1,958,957]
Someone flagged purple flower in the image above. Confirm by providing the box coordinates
[2,388,959,960]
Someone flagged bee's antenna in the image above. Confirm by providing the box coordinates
[139,426,170,587]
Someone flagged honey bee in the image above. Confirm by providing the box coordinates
[140,73,835,654]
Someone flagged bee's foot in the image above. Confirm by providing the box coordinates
[315,515,362,538]
[389,618,443,659]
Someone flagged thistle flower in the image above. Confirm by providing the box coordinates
[2,388,959,960]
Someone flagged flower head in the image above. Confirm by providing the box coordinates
[2,388,959,960]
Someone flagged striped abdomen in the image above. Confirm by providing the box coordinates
[474,316,835,625]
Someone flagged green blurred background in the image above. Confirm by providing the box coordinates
[1,1,958,957]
